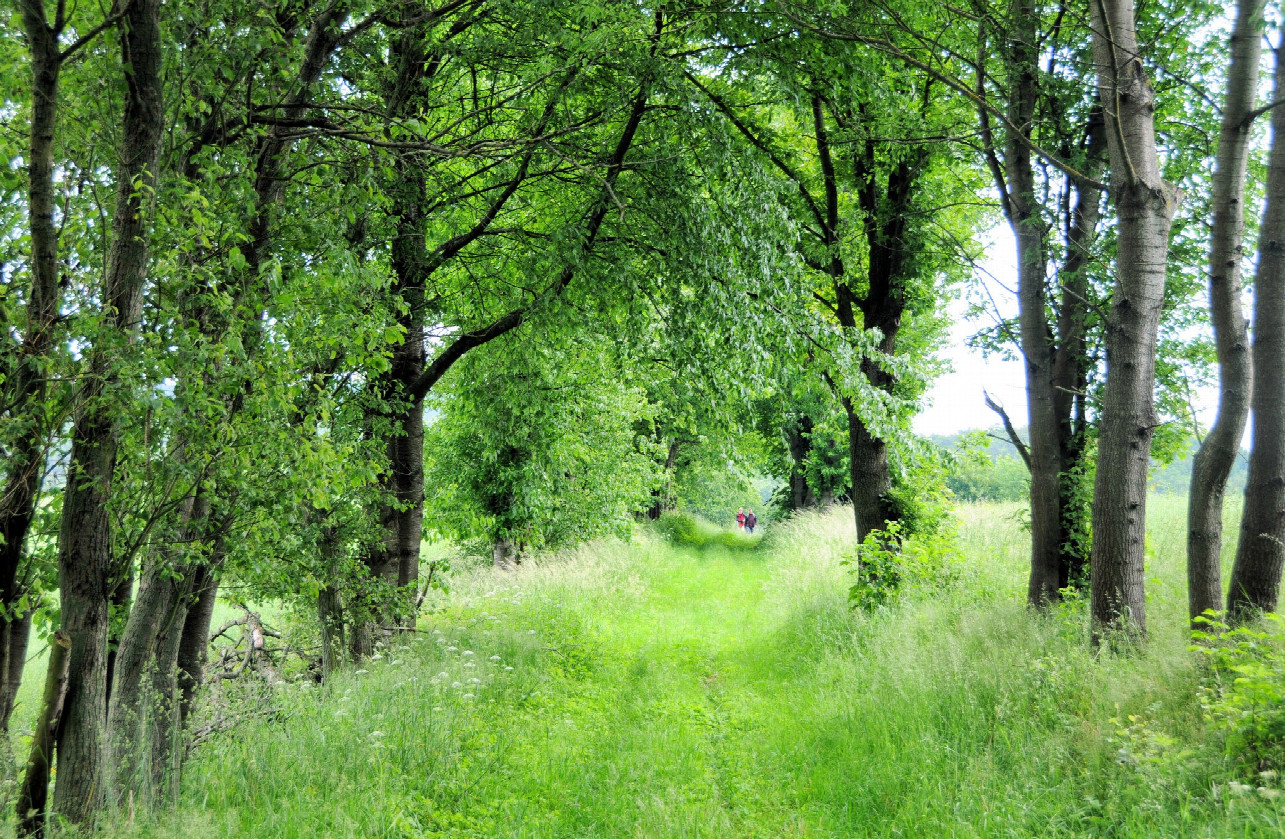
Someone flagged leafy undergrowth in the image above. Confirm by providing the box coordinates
[106,501,1285,838]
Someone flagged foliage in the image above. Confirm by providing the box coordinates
[1193,612,1285,775]
[424,333,658,556]
[671,445,768,527]
[843,514,962,611]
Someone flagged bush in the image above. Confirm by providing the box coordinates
[842,517,962,611]
[1192,611,1285,774]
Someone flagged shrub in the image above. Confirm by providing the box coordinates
[842,516,962,611]
[1192,611,1285,774]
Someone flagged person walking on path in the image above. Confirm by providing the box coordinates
[736,508,746,530]
[746,510,757,534]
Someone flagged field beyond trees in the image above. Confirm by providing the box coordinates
[91,501,1283,838]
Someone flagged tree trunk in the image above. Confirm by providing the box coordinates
[176,560,221,727]
[3,0,67,694]
[1,608,32,732]
[1189,0,1262,622]
[1228,38,1285,620]
[1051,111,1107,591]
[103,557,135,709]
[318,585,346,683]
[647,440,682,519]
[108,495,206,804]
[786,417,815,510]
[493,538,520,571]
[1088,0,1180,642]
[54,0,164,816]
[16,631,69,838]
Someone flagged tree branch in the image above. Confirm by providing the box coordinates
[983,389,1032,471]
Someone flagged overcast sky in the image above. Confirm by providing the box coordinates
[913,226,1224,441]
[913,228,1026,438]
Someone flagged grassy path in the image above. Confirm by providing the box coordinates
[137,505,1285,838]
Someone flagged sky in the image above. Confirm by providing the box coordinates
[912,226,1225,441]
[913,228,1027,438]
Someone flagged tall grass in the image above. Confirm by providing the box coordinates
[96,498,1284,838]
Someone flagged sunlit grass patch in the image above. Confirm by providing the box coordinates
[98,500,1285,838]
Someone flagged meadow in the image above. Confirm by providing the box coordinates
[78,496,1285,837]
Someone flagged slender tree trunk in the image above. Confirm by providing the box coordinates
[493,538,519,571]
[1052,112,1107,590]
[3,0,67,705]
[647,440,682,519]
[108,494,208,803]
[318,585,346,682]
[1228,38,1285,620]
[103,558,135,708]
[1,608,32,731]
[16,632,69,838]
[1088,0,1180,642]
[1189,0,1262,622]
[176,560,221,727]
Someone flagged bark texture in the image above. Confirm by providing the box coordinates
[2,0,68,731]
[108,495,209,804]
[54,0,164,819]
[1228,39,1285,620]
[1088,0,1180,641]
[1188,0,1262,622]
[786,417,817,510]
[986,0,1103,606]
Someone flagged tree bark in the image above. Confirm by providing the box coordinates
[1,608,32,732]
[786,417,815,510]
[108,494,208,804]
[1228,37,1285,620]
[1188,0,1262,622]
[176,560,221,727]
[493,538,520,571]
[845,397,897,542]
[647,440,682,519]
[54,0,164,819]
[1052,120,1106,591]
[3,0,68,714]
[1088,0,1180,642]
[318,585,346,682]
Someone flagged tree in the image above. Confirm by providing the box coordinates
[48,0,164,821]
[1227,29,1285,620]
[425,332,657,565]
[1087,0,1181,642]
[689,8,982,541]
[1187,0,1263,623]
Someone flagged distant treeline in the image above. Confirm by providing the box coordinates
[932,430,1245,502]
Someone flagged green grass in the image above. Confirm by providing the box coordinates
[96,498,1285,837]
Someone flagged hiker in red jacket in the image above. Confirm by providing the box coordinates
[736,508,746,530]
